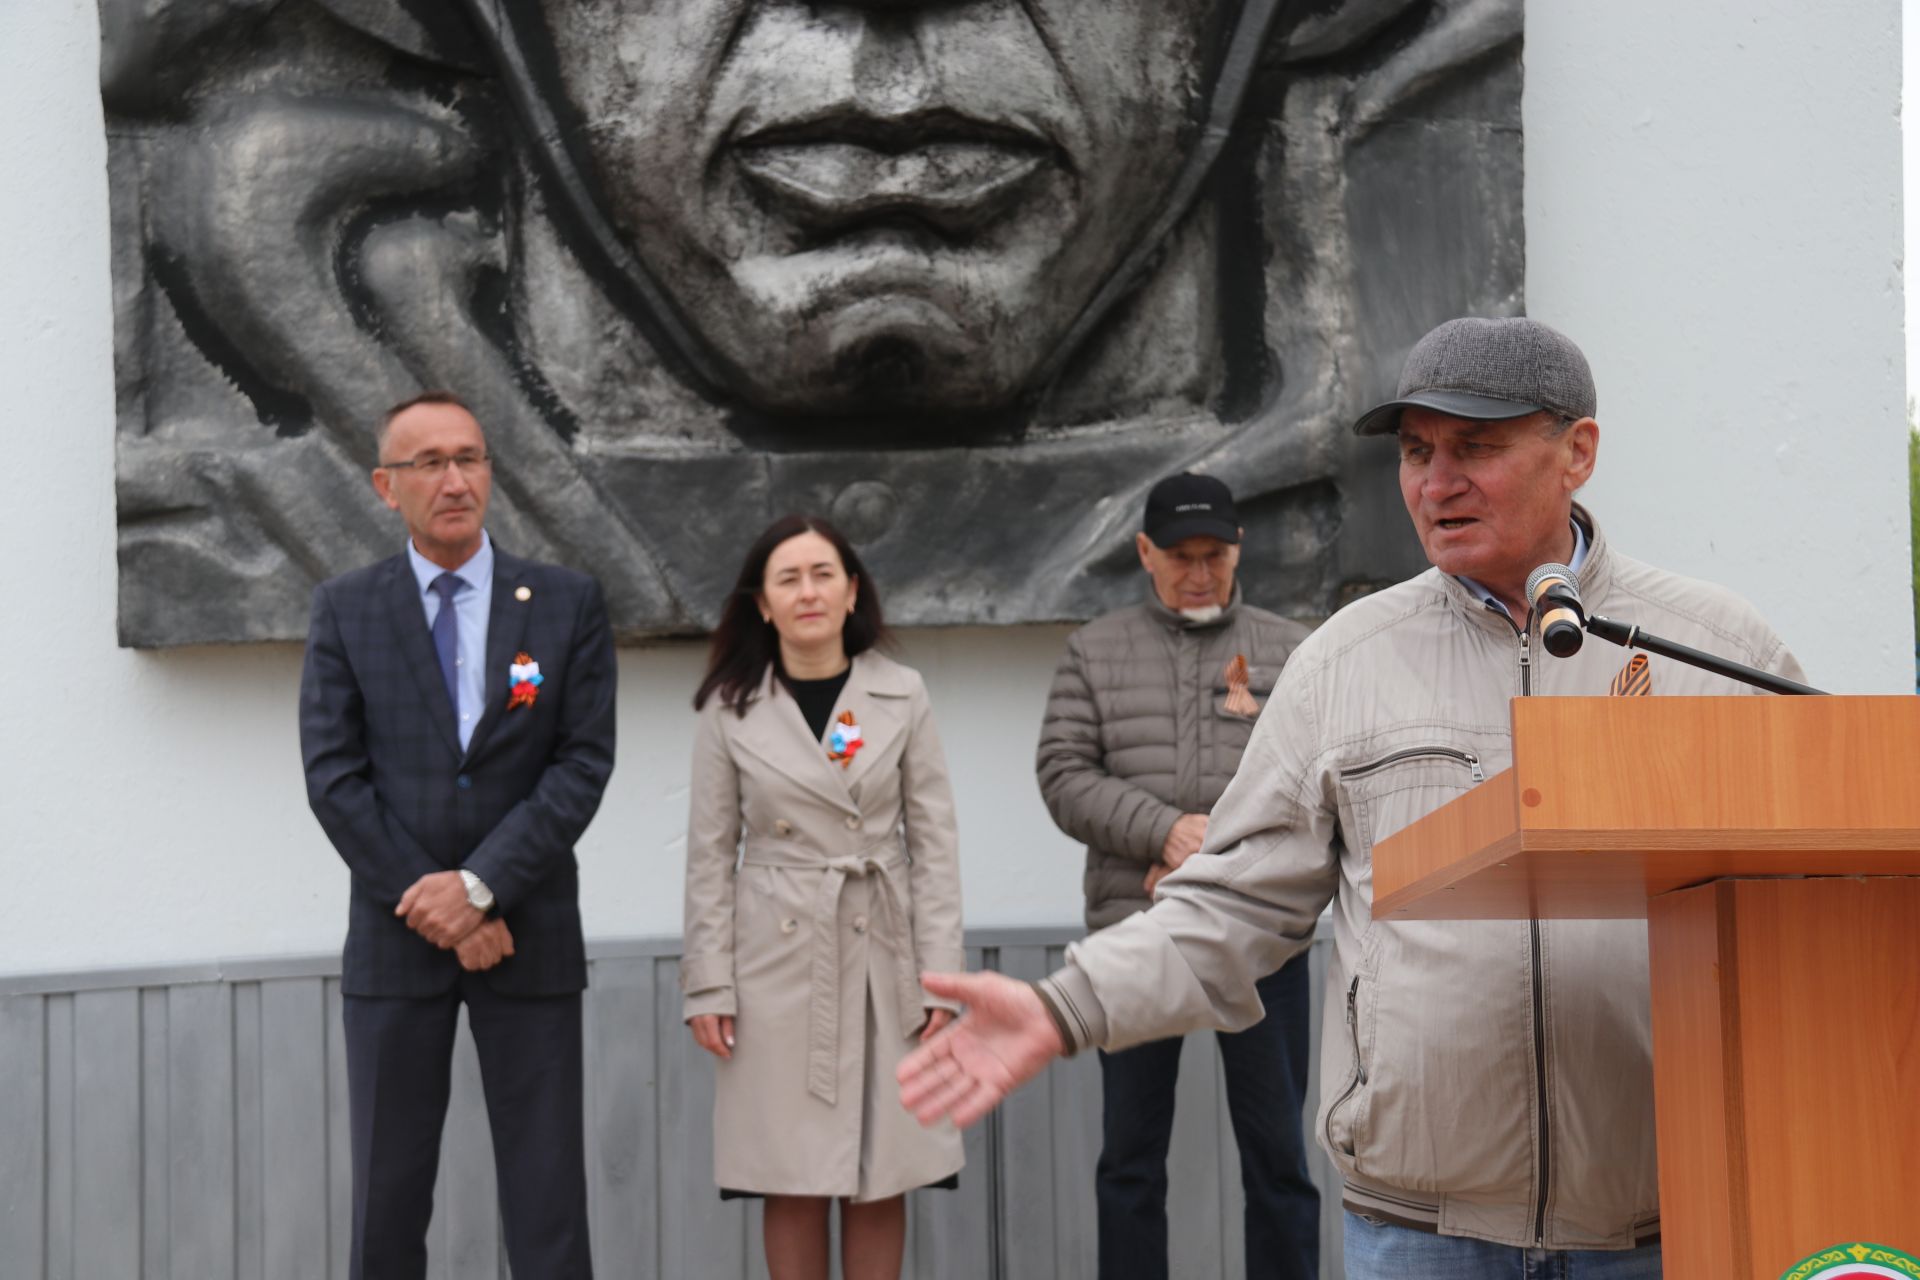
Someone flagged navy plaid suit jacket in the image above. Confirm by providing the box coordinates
[299,545,617,998]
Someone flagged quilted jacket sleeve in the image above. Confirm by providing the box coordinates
[1035,633,1182,864]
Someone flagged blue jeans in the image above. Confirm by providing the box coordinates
[1343,1211,1662,1279]
[1095,955,1318,1280]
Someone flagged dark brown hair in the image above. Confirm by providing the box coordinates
[377,390,477,453]
[694,515,888,715]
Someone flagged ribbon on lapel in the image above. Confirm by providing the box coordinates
[460,559,533,764]
[1609,653,1652,697]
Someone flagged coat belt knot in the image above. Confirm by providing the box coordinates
[741,846,922,1105]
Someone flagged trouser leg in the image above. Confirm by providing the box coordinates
[1218,953,1319,1280]
[1095,1034,1184,1280]
[464,975,594,1278]
[343,990,461,1280]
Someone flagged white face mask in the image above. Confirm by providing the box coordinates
[1178,605,1223,624]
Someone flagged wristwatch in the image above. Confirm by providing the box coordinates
[459,870,495,913]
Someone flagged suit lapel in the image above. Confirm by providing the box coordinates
[383,557,462,760]
[461,551,534,766]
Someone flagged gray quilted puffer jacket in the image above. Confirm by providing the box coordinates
[1036,586,1312,930]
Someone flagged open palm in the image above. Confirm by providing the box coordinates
[897,971,1066,1129]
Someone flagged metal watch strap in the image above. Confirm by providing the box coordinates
[459,869,495,913]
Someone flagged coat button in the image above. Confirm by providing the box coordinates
[852,916,868,935]
[456,775,471,790]
[781,918,798,935]
[843,814,860,830]
[773,819,793,837]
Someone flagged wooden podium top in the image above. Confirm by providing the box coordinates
[1371,695,1920,920]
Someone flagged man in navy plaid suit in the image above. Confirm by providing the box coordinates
[300,391,617,1278]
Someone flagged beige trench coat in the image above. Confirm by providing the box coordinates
[682,651,965,1200]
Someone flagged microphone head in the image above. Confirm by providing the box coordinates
[1526,562,1580,608]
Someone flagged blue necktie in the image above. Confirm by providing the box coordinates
[430,572,463,723]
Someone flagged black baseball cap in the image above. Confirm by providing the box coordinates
[1143,473,1240,548]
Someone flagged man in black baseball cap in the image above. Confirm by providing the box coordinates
[1034,470,1319,1280]
[1141,471,1242,548]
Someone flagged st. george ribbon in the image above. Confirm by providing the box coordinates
[1525,562,1586,657]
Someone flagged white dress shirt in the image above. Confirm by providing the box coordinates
[408,532,494,752]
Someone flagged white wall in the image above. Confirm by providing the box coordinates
[0,0,1907,975]
[1526,2,1910,688]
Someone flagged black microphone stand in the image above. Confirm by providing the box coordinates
[1583,614,1825,696]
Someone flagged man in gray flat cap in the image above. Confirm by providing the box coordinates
[901,317,1807,1277]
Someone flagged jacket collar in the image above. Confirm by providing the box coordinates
[1144,581,1244,633]
[1433,502,1612,632]
[732,650,913,815]
[381,543,536,764]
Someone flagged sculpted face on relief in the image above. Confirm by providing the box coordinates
[102,0,1524,644]
[538,1,1215,416]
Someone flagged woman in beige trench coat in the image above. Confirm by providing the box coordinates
[684,515,964,1280]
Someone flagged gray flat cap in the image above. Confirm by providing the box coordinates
[1352,316,1597,436]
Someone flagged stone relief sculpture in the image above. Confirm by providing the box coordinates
[103,0,1524,645]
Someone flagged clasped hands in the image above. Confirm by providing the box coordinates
[394,871,513,972]
[1145,812,1208,895]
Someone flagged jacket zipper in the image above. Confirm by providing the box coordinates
[1338,747,1485,783]
[1486,598,1550,1241]
[1323,974,1367,1155]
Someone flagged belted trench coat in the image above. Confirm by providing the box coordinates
[682,651,965,1200]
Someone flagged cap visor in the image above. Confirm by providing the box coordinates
[1148,517,1240,548]
[1351,390,1544,436]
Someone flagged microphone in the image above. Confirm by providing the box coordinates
[1525,563,1586,657]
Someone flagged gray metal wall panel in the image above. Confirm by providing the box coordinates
[0,996,47,1279]
[260,978,330,1280]
[1,934,1341,1279]
[167,983,235,1280]
[44,994,72,1280]
[140,987,168,1279]
[586,955,658,1280]
[73,989,142,1280]
[323,979,351,1277]
[234,981,264,1280]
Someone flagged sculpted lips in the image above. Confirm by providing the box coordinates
[732,109,1054,237]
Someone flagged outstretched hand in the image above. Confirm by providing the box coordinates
[896,971,1066,1130]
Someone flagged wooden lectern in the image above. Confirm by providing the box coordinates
[1371,696,1920,1279]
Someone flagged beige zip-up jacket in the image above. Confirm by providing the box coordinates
[1039,508,1803,1249]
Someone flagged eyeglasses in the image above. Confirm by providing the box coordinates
[377,452,492,477]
